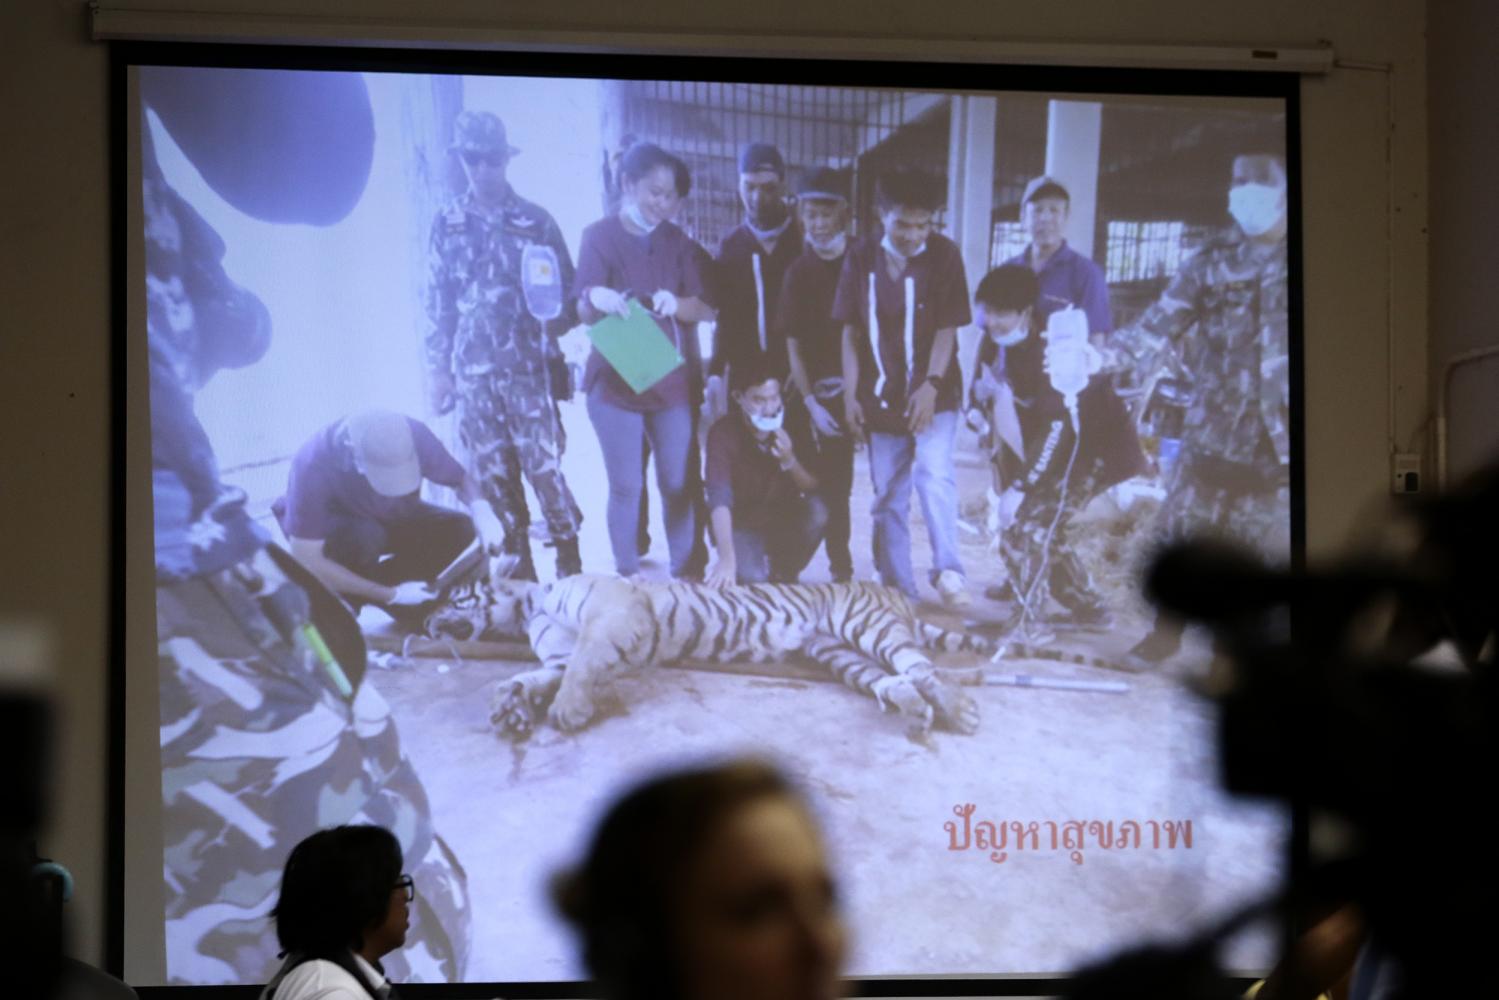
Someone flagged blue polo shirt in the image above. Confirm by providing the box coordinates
[1003,240,1112,334]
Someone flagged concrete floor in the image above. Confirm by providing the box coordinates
[360,398,1287,983]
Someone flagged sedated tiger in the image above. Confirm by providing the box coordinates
[425,568,993,739]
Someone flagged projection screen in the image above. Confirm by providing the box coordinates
[119,46,1301,990]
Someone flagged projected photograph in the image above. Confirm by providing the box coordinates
[137,62,1292,986]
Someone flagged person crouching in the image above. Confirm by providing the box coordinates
[703,355,827,586]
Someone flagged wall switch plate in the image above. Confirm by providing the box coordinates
[1392,453,1421,494]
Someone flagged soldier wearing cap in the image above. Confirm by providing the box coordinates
[775,165,857,581]
[273,410,506,623]
[425,109,583,580]
[705,143,803,422]
[1097,152,1292,665]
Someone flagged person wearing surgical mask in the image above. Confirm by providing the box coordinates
[777,166,857,582]
[703,355,827,586]
[967,266,1142,627]
[575,142,717,580]
[704,144,802,429]
[1098,152,1292,668]
[832,168,973,608]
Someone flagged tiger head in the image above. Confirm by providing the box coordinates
[424,554,536,642]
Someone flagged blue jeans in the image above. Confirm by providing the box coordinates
[587,391,696,576]
[866,410,964,599]
[732,494,829,583]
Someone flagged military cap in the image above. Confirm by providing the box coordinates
[451,110,521,157]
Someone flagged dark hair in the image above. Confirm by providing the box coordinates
[975,264,1040,314]
[552,760,798,1000]
[729,353,785,397]
[875,168,943,212]
[619,142,679,187]
[667,154,692,198]
[272,825,403,959]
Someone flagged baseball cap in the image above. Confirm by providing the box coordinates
[797,166,851,202]
[1022,175,1070,204]
[346,410,423,497]
[739,142,786,177]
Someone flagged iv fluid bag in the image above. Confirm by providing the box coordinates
[1043,306,1092,409]
[522,243,564,321]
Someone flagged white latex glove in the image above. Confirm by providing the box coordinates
[587,285,630,318]
[964,406,990,438]
[471,504,506,553]
[703,374,728,425]
[804,396,842,437]
[650,289,679,317]
[389,581,439,606]
[995,485,1025,532]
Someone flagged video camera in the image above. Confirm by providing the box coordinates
[1067,462,1499,998]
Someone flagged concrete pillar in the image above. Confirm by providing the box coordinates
[946,95,997,390]
[1044,100,1103,262]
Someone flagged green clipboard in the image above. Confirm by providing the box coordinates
[586,300,686,394]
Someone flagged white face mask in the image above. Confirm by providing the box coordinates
[807,231,847,258]
[986,322,1028,348]
[881,233,926,265]
[623,200,660,234]
[747,407,785,434]
[1228,183,1286,237]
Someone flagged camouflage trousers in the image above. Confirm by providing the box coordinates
[997,458,1109,616]
[456,370,581,543]
[156,547,469,985]
[1159,447,1292,561]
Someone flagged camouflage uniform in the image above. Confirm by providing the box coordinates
[1108,226,1291,559]
[425,111,582,577]
[146,136,469,984]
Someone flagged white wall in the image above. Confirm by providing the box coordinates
[0,0,1430,970]
[1428,0,1499,483]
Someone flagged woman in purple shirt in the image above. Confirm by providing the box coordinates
[575,143,716,577]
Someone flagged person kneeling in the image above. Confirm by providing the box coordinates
[274,410,506,627]
[704,357,827,586]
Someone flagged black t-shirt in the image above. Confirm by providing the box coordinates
[978,329,1145,489]
[831,234,972,424]
[712,222,803,380]
[776,246,846,385]
[704,412,817,531]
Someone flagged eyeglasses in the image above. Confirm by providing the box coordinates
[394,874,415,902]
[460,150,507,169]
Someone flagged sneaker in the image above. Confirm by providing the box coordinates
[982,582,1014,602]
[935,570,971,609]
[1124,620,1184,670]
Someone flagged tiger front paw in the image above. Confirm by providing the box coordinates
[490,680,539,739]
[915,674,981,735]
[870,675,936,732]
[489,668,563,740]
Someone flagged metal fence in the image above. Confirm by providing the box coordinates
[605,81,946,252]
